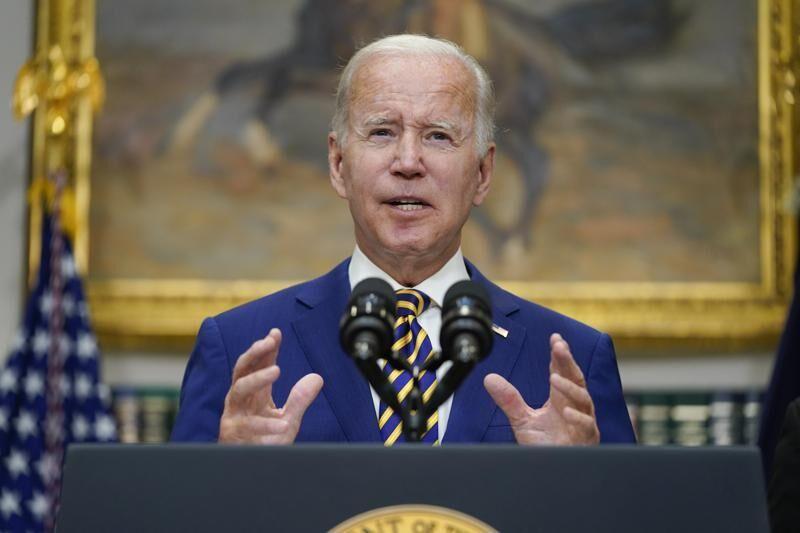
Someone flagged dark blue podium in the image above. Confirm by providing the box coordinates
[56,444,769,532]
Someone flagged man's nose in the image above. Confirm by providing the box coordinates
[389,132,425,179]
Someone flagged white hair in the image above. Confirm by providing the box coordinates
[331,34,495,156]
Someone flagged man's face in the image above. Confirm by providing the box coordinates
[328,54,494,274]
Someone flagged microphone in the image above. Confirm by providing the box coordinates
[424,280,493,415]
[339,278,403,412]
[339,278,396,363]
[440,280,493,364]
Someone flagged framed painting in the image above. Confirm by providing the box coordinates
[21,0,798,350]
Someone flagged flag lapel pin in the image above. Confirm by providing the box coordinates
[491,324,508,338]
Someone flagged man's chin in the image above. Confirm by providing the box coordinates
[357,225,455,261]
[381,235,457,263]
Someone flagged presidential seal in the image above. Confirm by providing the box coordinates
[330,504,497,532]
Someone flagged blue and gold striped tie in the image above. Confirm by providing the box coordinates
[378,289,439,445]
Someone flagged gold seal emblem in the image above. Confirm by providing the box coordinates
[330,504,497,532]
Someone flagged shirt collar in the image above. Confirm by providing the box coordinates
[348,245,469,307]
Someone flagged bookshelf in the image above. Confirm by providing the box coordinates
[108,384,766,445]
[104,350,773,445]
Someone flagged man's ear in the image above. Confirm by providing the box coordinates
[472,143,495,206]
[328,132,347,199]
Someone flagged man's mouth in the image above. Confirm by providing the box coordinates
[386,198,430,212]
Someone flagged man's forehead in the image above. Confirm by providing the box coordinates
[349,54,476,113]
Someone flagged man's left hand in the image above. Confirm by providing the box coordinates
[484,333,600,445]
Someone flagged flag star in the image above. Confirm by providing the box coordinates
[32,329,50,357]
[39,291,54,315]
[61,294,76,317]
[27,492,49,521]
[78,301,90,320]
[0,369,17,394]
[97,383,111,406]
[59,375,72,397]
[0,408,7,430]
[24,372,44,399]
[72,415,90,441]
[10,330,27,353]
[76,332,97,360]
[14,410,37,438]
[74,374,93,400]
[36,453,60,485]
[61,255,76,279]
[5,449,29,478]
[94,414,117,441]
[0,490,21,519]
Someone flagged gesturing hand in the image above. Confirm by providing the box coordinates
[218,328,324,444]
[484,333,600,445]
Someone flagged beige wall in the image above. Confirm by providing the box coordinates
[0,0,31,355]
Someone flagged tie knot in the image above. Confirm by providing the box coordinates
[395,289,431,317]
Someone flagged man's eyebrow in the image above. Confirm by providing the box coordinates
[428,120,459,131]
[363,116,396,127]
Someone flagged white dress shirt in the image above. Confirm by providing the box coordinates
[348,245,470,440]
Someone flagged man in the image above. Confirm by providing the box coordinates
[171,35,635,445]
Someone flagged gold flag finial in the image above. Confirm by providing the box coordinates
[15,0,104,284]
[12,43,105,125]
[12,57,43,119]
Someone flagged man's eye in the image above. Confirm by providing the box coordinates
[430,131,451,141]
[370,129,392,137]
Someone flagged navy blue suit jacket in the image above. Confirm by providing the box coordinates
[171,259,635,443]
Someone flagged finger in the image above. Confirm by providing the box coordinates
[282,373,324,423]
[549,333,585,386]
[484,373,529,426]
[549,376,570,415]
[241,415,290,437]
[549,332,561,349]
[550,373,595,416]
[232,329,282,381]
[563,406,600,444]
[218,414,289,444]
[227,365,280,411]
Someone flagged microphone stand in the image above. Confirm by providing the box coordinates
[419,335,482,423]
[341,279,492,443]
[357,340,482,443]
[355,343,431,442]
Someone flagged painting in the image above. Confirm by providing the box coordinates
[89,0,758,282]
[25,0,798,347]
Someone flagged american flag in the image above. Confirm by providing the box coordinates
[0,173,117,532]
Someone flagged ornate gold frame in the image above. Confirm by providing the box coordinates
[18,0,799,350]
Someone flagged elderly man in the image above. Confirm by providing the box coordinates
[171,35,635,445]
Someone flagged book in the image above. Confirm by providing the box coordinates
[625,389,764,446]
[108,386,766,446]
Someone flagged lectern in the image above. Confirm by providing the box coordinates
[56,445,769,532]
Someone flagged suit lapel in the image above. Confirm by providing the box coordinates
[290,258,526,443]
[291,261,381,442]
[443,262,526,443]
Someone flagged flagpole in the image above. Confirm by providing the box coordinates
[12,0,104,287]
[43,170,67,531]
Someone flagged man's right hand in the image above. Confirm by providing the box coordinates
[218,328,324,444]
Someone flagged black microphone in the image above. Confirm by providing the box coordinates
[424,280,493,415]
[339,278,403,412]
[440,280,493,364]
[339,278,396,362]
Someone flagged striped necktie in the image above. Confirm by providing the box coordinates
[378,289,439,445]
